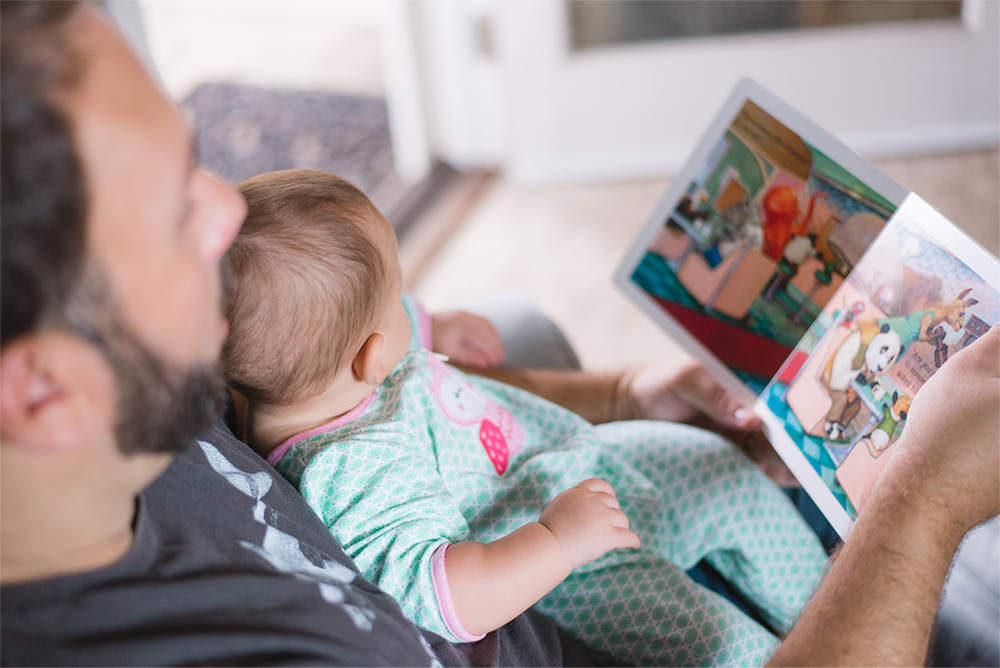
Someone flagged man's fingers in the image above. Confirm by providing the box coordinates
[732,406,761,430]
[742,431,777,462]
[956,322,1000,379]
[739,431,799,486]
[677,366,760,431]
[760,463,800,488]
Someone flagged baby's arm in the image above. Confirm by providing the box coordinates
[401,293,504,367]
[445,478,640,636]
[430,310,505,368]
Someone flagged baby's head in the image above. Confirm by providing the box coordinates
[224,169,411,413]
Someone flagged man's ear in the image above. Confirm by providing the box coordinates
[0,332,116,453]
[351,333,385,387]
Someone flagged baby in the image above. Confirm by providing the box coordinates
[223,169,827,667]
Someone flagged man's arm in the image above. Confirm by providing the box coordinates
[456,364,626,425]
[460,360,796,484]
[770,325,1000,666]
[458,359,753,426]
[472,326,999,666]
[768,457,963,666]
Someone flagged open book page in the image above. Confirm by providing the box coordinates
[757,194,1000,538]
[616,80,906,405]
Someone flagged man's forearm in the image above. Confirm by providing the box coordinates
[456,365,627,424]
[768,452,965,666]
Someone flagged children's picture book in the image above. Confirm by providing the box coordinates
[614,79,1000,538]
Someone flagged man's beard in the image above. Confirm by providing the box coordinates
[65,270,227,455]
[101,316,227,455]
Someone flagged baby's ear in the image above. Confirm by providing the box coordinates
[352,333,385,386]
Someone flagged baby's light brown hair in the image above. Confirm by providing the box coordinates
[224,169,389,407]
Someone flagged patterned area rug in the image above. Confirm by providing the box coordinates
[182,82,407,219]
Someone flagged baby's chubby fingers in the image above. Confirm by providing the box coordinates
[575,477,617,497]
[575,478,622,509]
[457,343,491,368]
[611,526,642,550]
[539,481,640,567]
[460,337,500,368]
[599,506,640,550]
[430,310,504,367]
[464,316,505,365]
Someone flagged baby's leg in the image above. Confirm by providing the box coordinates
[536,555,779,667]
[597,421,827,634]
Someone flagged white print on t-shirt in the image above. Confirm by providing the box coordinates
[198,441,377,632]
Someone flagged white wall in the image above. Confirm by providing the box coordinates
[138,0,386,101]
[414,0,1000,185]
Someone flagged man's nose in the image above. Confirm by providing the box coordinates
[195,169,246,262]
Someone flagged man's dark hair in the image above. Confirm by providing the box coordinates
[1,1,86,346]
[0,1,228,454]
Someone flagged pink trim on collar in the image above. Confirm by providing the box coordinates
[266,393,377,466]
[417,300,433,350]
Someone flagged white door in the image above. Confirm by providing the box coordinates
[414,0,1000,185]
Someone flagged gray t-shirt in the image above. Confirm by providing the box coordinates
[1,422,596,667]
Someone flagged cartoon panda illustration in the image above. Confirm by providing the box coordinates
[822,323,903,441]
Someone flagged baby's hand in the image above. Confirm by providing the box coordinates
[430,311,505,368]
[538,478,640,569]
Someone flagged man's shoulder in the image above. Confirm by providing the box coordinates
[0,422,437,667]
[0,421,593,668]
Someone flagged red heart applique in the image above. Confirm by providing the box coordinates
[479,419,508,475]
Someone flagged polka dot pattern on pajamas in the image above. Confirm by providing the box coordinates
[274,304,827,663]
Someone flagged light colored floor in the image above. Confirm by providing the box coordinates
[413,150,1000,372]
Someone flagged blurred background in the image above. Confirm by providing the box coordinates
[112,0,999,371]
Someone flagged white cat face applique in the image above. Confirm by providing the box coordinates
[427,353,524,475]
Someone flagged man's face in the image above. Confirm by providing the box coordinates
[64,9,245,456]
[68,9,245,373]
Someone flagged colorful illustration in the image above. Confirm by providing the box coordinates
[428,352,524,474]
[632,101,896,393]
[763,214,999,518]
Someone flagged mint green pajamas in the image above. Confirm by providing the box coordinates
[271,298,826,666]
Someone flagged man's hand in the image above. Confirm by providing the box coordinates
[615,360,797,486]
[538,479,640,569]
[769,326,1000,668]
[882,324,1000,530]
[431,311,505,368]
